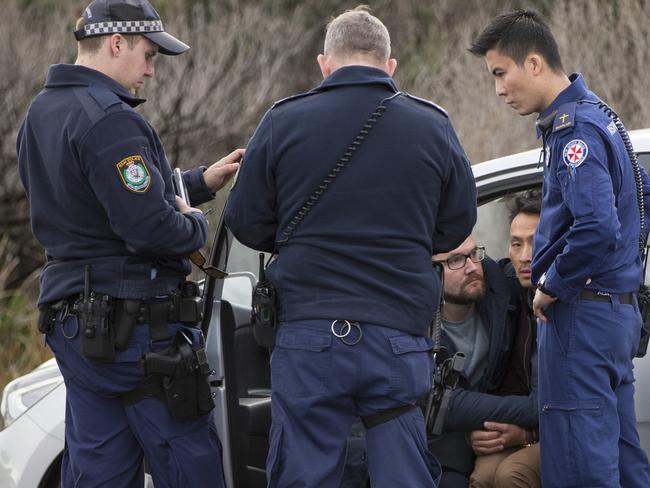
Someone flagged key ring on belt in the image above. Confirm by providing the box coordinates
[59,302,79,339]
[330,319,363,346]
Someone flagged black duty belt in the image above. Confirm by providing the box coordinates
[48,293,202,341]
[580,289,633,305]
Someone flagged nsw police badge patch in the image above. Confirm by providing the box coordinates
[116,155,151,193]
[562,139,588,168]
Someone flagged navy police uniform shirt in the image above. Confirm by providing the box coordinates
[225,65,477,337]
[17,64,214,304]
[532,73,650,299]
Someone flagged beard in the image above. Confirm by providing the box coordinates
[444,276,486,305]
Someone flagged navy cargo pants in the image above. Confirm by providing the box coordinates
[538,295,650,487]
[266,320,441,487]
[46,313,225,488]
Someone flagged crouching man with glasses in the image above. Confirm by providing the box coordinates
[427,236,539,488]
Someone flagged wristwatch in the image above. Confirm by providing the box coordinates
[537,272,557,299]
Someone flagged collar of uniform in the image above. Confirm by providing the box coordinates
[44,64,146,107]
[317,65,398,92]
[535,73,587,138]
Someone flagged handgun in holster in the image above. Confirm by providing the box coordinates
[251,253,278,348]
[424,351,466,435]
[142,331,214,420]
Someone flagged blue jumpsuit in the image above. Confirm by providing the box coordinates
[532,73,650,487]
[17,64,224,487]
[225,65,477,487]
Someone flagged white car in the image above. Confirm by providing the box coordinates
[3,129,650,487]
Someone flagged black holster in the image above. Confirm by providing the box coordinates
[113,299,142,350]
[131,332,214,420]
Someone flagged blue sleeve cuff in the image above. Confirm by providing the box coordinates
[544,262,582,301]
[184,166,214,206]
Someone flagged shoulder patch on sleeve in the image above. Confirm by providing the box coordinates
[116,155,151,193]
[552,102,576,133]
[271,89,318,109]
[562,139,588,168]
[403,93,448,117]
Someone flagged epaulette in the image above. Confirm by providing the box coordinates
[552,102,577,133]
[271,89,318,109]
[88,84,123,112]
[403,93,448,117]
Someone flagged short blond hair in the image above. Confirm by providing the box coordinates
[75,16,140,55]
[324,6,391,63]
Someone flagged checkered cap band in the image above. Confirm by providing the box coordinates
[83,20,164,36]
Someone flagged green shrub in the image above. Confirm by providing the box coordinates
[0,237,52,392]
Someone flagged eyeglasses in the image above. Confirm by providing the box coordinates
[433,246,486,270]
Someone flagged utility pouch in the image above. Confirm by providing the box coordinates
[252,253,278,349]
[113,299,141,351]
[80,294,115,361]
[174,282,204,325]
[637,285,650,358]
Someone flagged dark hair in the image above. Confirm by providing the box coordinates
[507,189,541,223]
[469,10,564,72]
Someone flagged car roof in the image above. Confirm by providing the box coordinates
[472,127,650,203]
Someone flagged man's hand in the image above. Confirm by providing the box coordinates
[202,148,244,193]
[533,288,557,321]
[176,196,202,214]
[469,422,528,455]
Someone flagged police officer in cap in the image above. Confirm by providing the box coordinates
[226,6,476,487]
[17,0,242,486]
[470,10,650,487]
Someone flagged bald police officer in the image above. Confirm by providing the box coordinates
[17,0,242,486]
[226,7,476,487]
[471,10,650,488]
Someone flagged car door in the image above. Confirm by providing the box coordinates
[203,216,272,488]
[203,133,650,487]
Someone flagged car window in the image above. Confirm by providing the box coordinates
[225,237,267,279]
[475,187,541,261]
[475,198,511,260]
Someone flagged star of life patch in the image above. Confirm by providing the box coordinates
[116,155,151,193]
[563,139,588,168]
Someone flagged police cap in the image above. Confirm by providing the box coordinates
[74,0,190,56]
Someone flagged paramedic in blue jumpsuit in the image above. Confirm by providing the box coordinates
[225,6,477,488]
[16,0,242,486]
[470,10,650,488]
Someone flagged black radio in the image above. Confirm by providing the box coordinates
[251,253,278,348]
